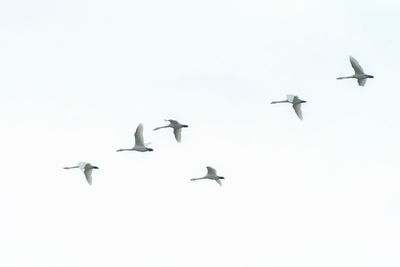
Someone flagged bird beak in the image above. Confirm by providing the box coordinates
[93,166,99,169]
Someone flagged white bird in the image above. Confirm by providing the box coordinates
[117,123,154,152]
[271,95,307,120]
[190,166,225,186]
[337,56,374,86]
[153,119,189,142]
[63,162,99,185]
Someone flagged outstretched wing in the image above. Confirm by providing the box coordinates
[173,128,182,142]
[350,56,364,75]
[134,124,145,146]
[206,166,217,176]
[78,162,88,171]
[357,78,367,86]
[286,95,296,103]
[215,179,222,186]
[166,119,179,124]
[84,168,93,185]
[292,103,303,120]
[293,95,303,103]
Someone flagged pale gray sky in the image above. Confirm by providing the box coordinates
[1,0,400,266]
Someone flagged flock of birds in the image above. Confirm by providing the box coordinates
[64,56,374,186]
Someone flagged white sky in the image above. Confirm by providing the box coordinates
[1,0,400,266]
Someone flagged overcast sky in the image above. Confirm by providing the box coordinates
[1,0,400,266]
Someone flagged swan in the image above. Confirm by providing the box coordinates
[63,162,99,185]
[117,123,154,152]
[271,95,306,120]
[153,119,189,142]
[190,166,225,186]
[337,56,374,86]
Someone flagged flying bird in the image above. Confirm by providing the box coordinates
[271,95,307,120]
[190,166,225,186]
[337,56,374,86]
[63,162,99,185]
[117,123,154,152]
[153,119,189,142]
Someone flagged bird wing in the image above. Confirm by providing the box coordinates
[84,168,93,185]
[358,78,367,86]
[173,128,182,142]
[350,56,364,75]
[293,95,302,103]
[292,103,303,120]
[286,95,296,103]
[134,124,145,146]
[78,162,87,171]
[206,166,217,176]
[215,179,222,186]
[167,119,179,124]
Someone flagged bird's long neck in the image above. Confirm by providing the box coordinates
[190,177,207,181]
[337,75,354,79]
[64,166,79,169]
[154,125,169,131]
[117,148,132,152]
[271,100,289,104]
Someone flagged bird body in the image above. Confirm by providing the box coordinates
[271,95,306,120]
[337,56,374,86]
[64,162,99,185]
[153,119,188,142]
[190,166,225,186]
[117,123,153,152]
